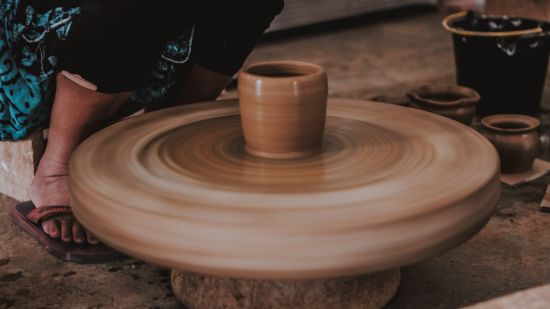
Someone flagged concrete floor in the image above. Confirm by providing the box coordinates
[2,6,550,309]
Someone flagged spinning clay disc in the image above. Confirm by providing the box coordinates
[70,98,500,279]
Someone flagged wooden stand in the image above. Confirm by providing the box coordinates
[0,131,45,201]
[171,269,400,309]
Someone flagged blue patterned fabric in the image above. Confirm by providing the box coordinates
[131,29,193,104]
[0,0,79,140]
[0,0,193,141]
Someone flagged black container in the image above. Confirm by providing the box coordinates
[443,11,550,116]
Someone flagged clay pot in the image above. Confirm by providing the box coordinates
[238,61,328,159]
[407,84,480,125]
[481,114,540,173]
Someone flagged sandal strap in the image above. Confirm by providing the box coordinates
[27,206,72,224]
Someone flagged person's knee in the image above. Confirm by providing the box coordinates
[55,73,131,115]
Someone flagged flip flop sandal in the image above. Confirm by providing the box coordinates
[10,201,126,263]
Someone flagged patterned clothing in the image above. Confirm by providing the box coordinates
[0,0,283,140]
[0,1,79,140]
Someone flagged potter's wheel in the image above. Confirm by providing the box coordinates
[70,98,500,279]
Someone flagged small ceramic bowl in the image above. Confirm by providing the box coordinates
[407,85,480,125]
[480,114,540,173]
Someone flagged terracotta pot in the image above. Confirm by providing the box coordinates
[407,84,480,125]
[481,114,540,173]
[238,61,328,159]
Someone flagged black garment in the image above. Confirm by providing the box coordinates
[0,0,282,140]
[192,1,284,75]
[60,0,284,92]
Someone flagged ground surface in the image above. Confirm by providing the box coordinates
[2,6,550,309]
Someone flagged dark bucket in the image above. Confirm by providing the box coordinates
[443,11,550,116]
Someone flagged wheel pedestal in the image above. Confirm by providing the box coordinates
[171,268,400,309]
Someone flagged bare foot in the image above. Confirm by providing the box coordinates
[30,156,98,244]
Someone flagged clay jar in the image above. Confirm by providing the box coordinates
[407,85,480,125]
[238,61,328,159]
[481,114,540,173]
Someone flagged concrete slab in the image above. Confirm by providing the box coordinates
[2,7,550,309]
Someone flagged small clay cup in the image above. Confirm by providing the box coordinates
[238,61,328,159]
[480,114,540,173]
[407,85,480,125]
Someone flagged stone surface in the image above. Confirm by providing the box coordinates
[0,131,44,201]
[1,7,550,309]
[464,284,550,309]
[171,269,400,309]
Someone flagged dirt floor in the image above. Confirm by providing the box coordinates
[2,6,550,309]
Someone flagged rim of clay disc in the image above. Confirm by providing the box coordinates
[407,84,480,108]
[241,60,325,81]
[442,11,543,37]
[481,114,540,134]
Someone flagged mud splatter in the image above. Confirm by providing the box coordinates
[233,291,245,303]
[0,298,16,308]
[108,267,121,273]
[0,258,9,267]
[0,271,22,282]
[156,269,170,277]
[495,208,516,218]
[129,260,146,269]
[15,288,31,296]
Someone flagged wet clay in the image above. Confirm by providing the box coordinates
[238,61,328,159]
[69,98,500,279]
